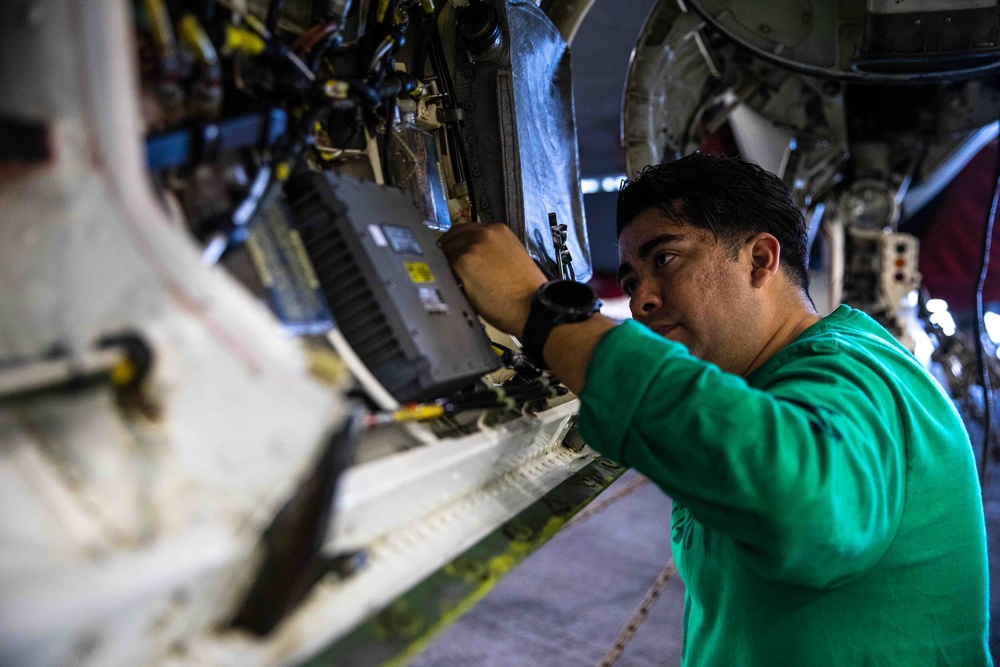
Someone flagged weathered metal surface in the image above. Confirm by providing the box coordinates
[455,0,592,282]
[0,2,609,665]
[0,2,344,664]
[302,456,626,667]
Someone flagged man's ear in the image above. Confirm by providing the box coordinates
[747,233,780,288]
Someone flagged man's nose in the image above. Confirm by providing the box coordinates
[630,280,662,320]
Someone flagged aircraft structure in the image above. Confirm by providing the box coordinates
[0,0,996,664]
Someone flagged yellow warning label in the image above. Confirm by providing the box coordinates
[405,262,435,284]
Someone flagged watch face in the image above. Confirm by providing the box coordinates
[539,280,598,316]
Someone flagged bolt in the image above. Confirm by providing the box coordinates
[503,520,535,542]
[446,556,489,582]
[595,456,622,470]
[544,494,573,516]
[376,602,422,638]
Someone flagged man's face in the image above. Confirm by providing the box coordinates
[617,208,761,374]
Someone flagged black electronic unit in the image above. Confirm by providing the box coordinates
[285,173,500,403]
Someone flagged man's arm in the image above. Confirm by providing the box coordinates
[438,222,617,391]
[439,222,905,588]
[578,321,906,587]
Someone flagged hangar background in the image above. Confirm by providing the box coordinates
[411,0,1000,663]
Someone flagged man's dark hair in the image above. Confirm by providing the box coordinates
[617,153,810,292]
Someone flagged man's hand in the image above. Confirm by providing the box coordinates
[438,223,548,338]
[439,221,617,393]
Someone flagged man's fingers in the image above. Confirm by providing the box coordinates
[438,222,513,261]
[437,223,484,261]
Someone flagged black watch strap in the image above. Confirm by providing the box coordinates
[521,301,556,369]
[521,280,600,369]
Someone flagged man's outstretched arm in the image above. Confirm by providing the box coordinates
[440,222,906,587]
[438,222,617,392]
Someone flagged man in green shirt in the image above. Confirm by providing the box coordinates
[439,153,991,665]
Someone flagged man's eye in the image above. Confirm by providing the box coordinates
[621,280,636,296]
[654,252,674,268]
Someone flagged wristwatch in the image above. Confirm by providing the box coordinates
[521,279,602,369]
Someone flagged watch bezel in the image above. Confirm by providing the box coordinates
[536,279,600,319]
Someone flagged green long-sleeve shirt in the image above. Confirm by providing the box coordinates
[578,305,991,666]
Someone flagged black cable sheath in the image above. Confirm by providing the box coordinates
[409,1,447,77]
[409,13,433,77]
[974,134,1000,488]
[382,97,396,186]
[309,32,349,74]
[266,0,284,33]
[428,23,478,222]
[341,78,382,108]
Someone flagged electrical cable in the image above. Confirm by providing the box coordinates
[408,13,433,77]
[491,341,544,378]
[428,25,478,221]
[409,0,446,77]
[367,36,395,74]
[382,96,397,186]
[363,378,567,427]
[309,33,353,73]
[291,22,336,55]
[203,103,328,264]
[338,77,381,108]
[266,0,285,34]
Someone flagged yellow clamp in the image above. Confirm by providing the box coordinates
[178,14,218,65]
[393,404,445,422]
[223,24,265,56]
[324,79,350,99]
[143,0,176,52]
[410,81,428,99]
